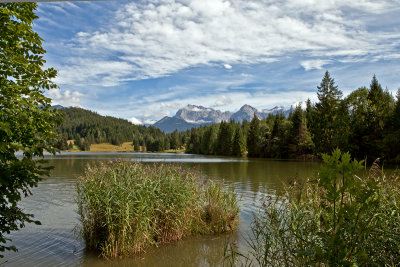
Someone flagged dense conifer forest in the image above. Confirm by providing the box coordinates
[54,107,169,151]
[55,72,400,164]
[185,72,400,164]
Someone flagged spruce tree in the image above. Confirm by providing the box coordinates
[216,121,233,156]
[201,126,217,155]
[170,130,180,150]
[383,89,400,162]
[247,115,261,157]
[232,127,246,156]
[133,137,140,152]
[312,71,343,154]
[365,75,394,161]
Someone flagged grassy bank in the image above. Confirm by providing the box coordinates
[89,142,135,152]
[226,149,400,266]
[77,161,239,258]
[65,142,185,153]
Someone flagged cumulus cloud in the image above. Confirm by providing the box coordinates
[223,64,233,69]
[57,0,400,85]
[213,95,232,107]
[128,117,143,125]
[128,116,157,125]
[48,88,86,107]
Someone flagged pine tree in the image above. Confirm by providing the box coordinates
[344,87,369,159]
[366,75,394,160]
[133,137,140,152]
[216,121,233,156]
[232,127,246,156]
[312,71,343,154]
[383,89,400,162]
[305,98,314,131]
[247,115,261,157]
[186,128,201,154]
[170,130,180,150]
[201,126,217,155]
[270,114,290,158]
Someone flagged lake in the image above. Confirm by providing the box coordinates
[3,152,319,266]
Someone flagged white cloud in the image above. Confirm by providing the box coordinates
[55,0,400,85]
[213,95,232,107]
[128,116,157,125]
[223,64,232,69]
[128,117,143,125]
[301,59,332,71]
[54,59,135,87]
[160,102,182,109]
[48,88,86,107]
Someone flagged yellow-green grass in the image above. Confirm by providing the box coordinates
[164,148,186,153]
[89,142,137,152]
[77,161,239,258]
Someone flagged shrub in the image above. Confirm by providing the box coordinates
[77,161,238,258]
[226,149,400,266]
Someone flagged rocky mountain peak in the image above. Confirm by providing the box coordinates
[153,103,292,133]
[175,104,232,124]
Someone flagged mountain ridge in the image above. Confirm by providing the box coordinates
[153,104,292,133]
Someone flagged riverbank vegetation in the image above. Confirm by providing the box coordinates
[186,72,400,164]
[76,161,238,258]
[54,72,399,164]
[226,149,400,266]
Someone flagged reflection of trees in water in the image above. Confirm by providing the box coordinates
[46,157,108,178]
[199,160,318,193]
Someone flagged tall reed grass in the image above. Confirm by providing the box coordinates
[77,161,238,258]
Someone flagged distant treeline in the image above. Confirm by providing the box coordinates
[54,71,399,164]
[55,107,182,152]
[185,71,400,164]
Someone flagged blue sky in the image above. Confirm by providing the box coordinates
[35,0,400,124]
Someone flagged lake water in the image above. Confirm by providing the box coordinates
[3,152,319,266]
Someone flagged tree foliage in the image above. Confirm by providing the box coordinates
[312,71,344,154]
[0,3,61,256]
[184,72,399,164]
[55,107,168,151]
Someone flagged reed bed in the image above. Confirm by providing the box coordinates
[76,161,238,258]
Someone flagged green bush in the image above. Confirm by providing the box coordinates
[226,149,400,266]
[77,161,238,258]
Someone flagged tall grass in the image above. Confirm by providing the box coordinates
[76,161,238,258]
[226,149,400,266]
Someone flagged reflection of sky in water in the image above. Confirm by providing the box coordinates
[42,152,249,163]
[4,152,318,267]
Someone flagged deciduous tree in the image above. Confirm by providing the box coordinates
[0,3,60,256]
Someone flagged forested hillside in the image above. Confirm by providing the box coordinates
[186,72,400,164]
[55,107,167,151]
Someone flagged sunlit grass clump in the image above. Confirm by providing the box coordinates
[76,161,238,258]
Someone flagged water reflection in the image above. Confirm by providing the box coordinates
[3,152,319,266]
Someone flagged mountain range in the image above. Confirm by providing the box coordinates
[153,104,291,133]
